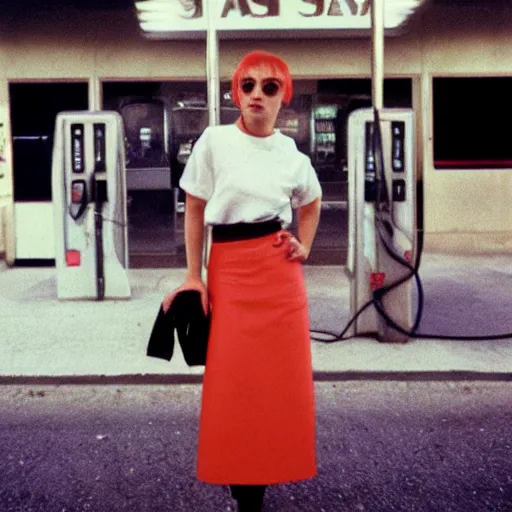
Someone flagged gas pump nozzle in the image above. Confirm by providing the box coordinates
[376,212,413,266]
[69,179,88,221]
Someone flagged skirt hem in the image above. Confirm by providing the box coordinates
[197,470,317,486]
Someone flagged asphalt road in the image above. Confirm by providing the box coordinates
[0,381,511,512]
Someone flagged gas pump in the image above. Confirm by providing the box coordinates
[346,107,417,342]
[52,111,130,300]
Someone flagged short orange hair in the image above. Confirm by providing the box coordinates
[231,50,293,108]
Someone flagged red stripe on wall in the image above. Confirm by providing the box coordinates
[434,160,512,169]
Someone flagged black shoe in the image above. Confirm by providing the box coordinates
[230,485,266,512]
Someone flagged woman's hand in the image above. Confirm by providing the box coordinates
[162,275,209,315]
[273,230,309,262]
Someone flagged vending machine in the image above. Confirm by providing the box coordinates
[52,111,130,300]
[346,108,417,342]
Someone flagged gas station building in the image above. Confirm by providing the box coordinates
[0,0,511,267]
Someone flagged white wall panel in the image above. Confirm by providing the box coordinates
[14,202,55,259]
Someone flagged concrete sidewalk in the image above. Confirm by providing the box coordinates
[1,253,511,382]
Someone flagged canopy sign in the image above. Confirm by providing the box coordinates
[135,0,428,39]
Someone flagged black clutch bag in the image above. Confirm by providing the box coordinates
[147,290,210,366]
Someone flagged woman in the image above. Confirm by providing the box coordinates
[163,50,322,512]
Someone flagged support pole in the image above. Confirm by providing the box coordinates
[371,0,385,276]
[371,0,384,111]
[203,0,220,270]
[205,0,220,126]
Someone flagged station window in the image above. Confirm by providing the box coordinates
[9,82,89,201]
[433,77,512,169]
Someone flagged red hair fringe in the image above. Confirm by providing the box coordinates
[231,50,293,108]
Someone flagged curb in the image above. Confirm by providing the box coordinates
[0,371,511,386]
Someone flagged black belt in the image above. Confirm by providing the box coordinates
[211,220,282,243]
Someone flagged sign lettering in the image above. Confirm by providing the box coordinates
[74,138,82,169]
[218,0,368,18]
[221,0,279,18]
[300,0,324,17]
[71,124,84,173]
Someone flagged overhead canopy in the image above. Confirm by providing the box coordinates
[134,0,430,39]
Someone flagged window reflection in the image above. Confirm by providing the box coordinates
[120,100,167,169]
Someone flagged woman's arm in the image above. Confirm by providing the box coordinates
[184,193,207,279]
[280,197,321,262]
[296,197,321,259]
[162,192,209,314]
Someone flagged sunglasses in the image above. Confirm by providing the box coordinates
[240,79,282,97]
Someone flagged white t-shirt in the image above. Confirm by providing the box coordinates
[179,124,322,226]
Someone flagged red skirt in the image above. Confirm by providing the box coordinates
[197,232,316,485]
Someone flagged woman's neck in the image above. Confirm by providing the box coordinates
[236,116,274,138]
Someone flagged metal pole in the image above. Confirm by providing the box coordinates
[371,0,384,297]
[371,0,384,111]
[205,0,220,126]
[203,0,219,271]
